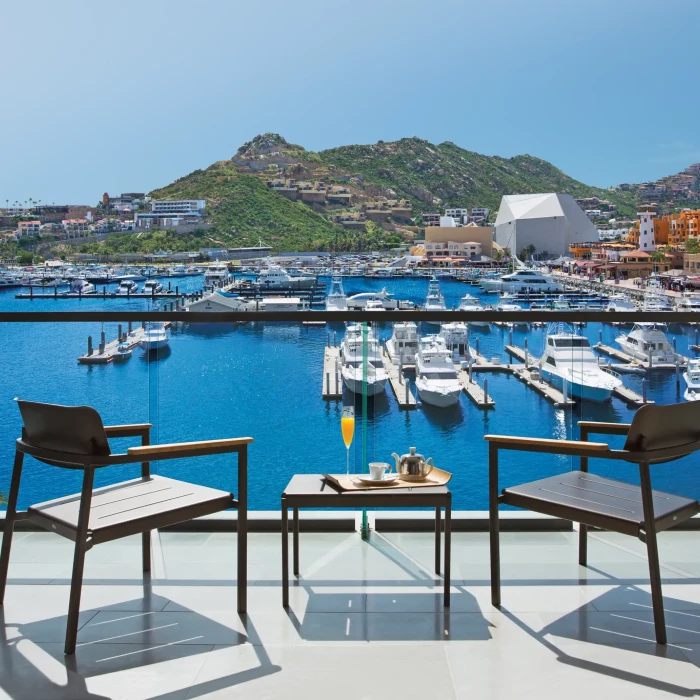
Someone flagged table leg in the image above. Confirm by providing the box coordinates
[282,497,289,608]
[435,506,441,575]
[293,507,300,577]
[237,448,248,614]
[444,495,451,607]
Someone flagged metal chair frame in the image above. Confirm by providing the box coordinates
[487,407,700,645]
[0,411,252,655]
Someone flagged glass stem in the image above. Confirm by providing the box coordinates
[346,446,350,476]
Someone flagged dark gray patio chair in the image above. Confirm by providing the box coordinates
[0,399,252,654]
[486,401,700,644]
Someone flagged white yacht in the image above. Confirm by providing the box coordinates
[346,288,415,311]
[415,336,463,407]
[167,265,188,277]
[438,323,472,362]
[325,275,348,311]
[386,322,419,366]
[257,265,316,289]
[423,276,446,326]
[115,280,138,295]
[140,323,169,352]
[615,323,680,364]
[340,324,388,396]
[540,324,622,402]
[605,294,636,312]
[480,269,563,293]
[495,301,528,326]
[642,294,673,312]
[365,299,385,312]
[142,280,163,295]
[204,263,229,287]
[676,293,700,313]
[69,279,95,295]
[683,359,700,401]
[458,294,489,327]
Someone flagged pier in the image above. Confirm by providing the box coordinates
[513,368,575,407]
[457,368,495,408]
[381,353,417,409]
[77,322,171,364]
[16,286,193,300]
[322,346,342,399]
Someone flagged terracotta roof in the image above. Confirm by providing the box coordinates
[622,250,649,258]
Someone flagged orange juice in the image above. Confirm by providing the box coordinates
[341,415,355,448]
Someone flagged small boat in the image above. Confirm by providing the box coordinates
[458,294,489,327]
[415,336,462,407]
[114,342,133,361]
[142,280,164,295]
[423,276,446,326]
[115,280,139,295]
[683,359,700,401]
[386,322,419,366]
[140,323,169,351]
[615,323,681,364]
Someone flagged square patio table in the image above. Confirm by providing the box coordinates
[281,474,451,606]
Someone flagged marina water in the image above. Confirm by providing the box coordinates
[0,275,697,511]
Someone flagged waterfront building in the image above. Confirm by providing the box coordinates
[425,222,494,259]
[16,220,41,237]
[494,192,598,257]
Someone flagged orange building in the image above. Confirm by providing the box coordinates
[629,209,700,247]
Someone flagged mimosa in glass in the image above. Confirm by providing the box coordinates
[341,406,355,476]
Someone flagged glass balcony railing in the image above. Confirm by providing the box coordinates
[1,298,698,515]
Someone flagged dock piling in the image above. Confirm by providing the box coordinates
[128,321,132,335]
[99,330,106,355]
[475,337,480,356]
[484,379,488,407]
[118,324,122,342]
[87,336,93,357]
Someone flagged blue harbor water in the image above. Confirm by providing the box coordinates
[1,276,698,511]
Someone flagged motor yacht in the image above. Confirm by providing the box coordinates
[115,280,139,295]
[676,293,700,313]
[204,263,230,287]
[605,294,636,312]
[69,279,95,295]
[480,269,563,293]
[641,294,673,313]
[347,288,415,311]
[386,322,419,366]
[683,358,700,401]
[423,276,446,326]
[142,280,164,295]
[415,336,463,407]
[458,294,489,326]
[140,323,169,352]
[615,323,681,364]
[340,324,388,396]
[257,265,316,289]
[539,324,622,402]
[438,323,473,362]
[325,275,348,311]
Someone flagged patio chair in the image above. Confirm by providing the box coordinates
[486,401,700,644]
[0,399,252,654]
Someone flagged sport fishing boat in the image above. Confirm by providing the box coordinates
[480,269,563,293]
[438,322,473,362]
[346,288,415,311]
[115,280,138,295]
[415,336,462,407]
[683,359,700,401]
[386,322,419,366]
[423,276,446,326]
[615,323,681,364]
[142,280,164,295]
[540,324,622,402]
[340,324,388,396]
[140,323,169,352]
[325,275,348,311]
[204,262,229,287]
[458,294,489,327]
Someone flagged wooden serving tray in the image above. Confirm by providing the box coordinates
[323,468,452,492]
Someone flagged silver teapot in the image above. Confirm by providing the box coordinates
[391,447,434,481]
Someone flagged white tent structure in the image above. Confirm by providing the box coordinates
[494,193,598,258]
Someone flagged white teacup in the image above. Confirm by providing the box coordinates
[369,462,390,481]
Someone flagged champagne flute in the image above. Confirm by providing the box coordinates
[341,406,355,476]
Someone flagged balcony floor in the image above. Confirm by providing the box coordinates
[3,528,700,698]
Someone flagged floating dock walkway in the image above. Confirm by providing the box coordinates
[457,368,495,408]
[513,368,575,407]
[77,322,172,364]
[381,353,417,409]
[322,347,343,399]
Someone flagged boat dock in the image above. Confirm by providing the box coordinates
[505,345,535,366]
[513,367,575,407]
[612,384,653,407]
[17,287,193,300]
[77,322,171,364]
[322,346,342,399]
[381,354,417,409]
[457,368,495,408]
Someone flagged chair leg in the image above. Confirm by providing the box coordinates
[578,523,588,567]
[0,451,24,604]
[489,443,501,607]
[639,462,666,645]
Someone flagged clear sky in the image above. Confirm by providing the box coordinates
[2,0,699,205]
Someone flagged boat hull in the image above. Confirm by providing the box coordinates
[416,382,462,407]
[342,374,387,396]
[541,368,613,402]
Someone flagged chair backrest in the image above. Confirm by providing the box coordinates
[624,401,700,459]
[16,399,111,457]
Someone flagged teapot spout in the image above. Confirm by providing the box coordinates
[390,453,400,473]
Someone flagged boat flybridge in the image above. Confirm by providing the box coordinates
[438,323,473,363]
[325,275,348,311]
[415,336,463,407]
[204,262,229,287]
[683,359,700,401]
[386,322,419,366]
[423,275,446,326]
[615,323,681,364]
[539,323,622,402]
[480,269,563,293]
[340,324,388,396]
[115,280,138,295]
[458,294,489,327]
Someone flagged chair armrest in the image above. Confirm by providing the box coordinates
[578,421,631,436]
[105,424,152,438]
[127,437,253,459]
[484,435,610,454]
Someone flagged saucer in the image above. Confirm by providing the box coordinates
[355,473,399,486]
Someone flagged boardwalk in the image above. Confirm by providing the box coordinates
[513,368,575,407]
[457,369,495,408]
[322,347,343,399]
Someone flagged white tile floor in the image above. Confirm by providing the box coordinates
[2,528,700,698]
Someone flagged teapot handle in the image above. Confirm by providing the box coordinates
[424,457,434,477]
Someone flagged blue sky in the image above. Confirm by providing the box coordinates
[2,0,699,205]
